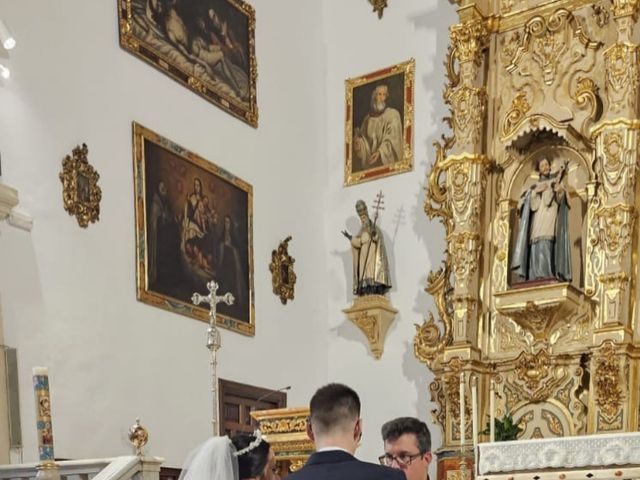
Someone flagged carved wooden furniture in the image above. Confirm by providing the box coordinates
[251,407,313,477]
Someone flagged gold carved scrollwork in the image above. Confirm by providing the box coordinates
[501,91,531,141]
[594,342,623,421]
[611,0,640,18]
[414,266,454,366]
[447,86,487,148]
[604,44,639,113]
[425,139,454,233]
[260,418,307,435]
[594,204,636,262]
[542,409,565,436]
[593,3,611,27]
[516,350,550,391]
[509,350,568,403]
[450,19,489,66]
[59,144,102,228]
[429,378,447,434]
[506,9,601,86]
[448,231,481,283]
[574,77,603,135]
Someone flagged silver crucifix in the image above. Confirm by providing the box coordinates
[192,280,234,435]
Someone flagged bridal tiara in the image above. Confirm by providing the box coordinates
[233,430,264,457]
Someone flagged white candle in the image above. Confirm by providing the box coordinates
[459,373,465,448]
[490,378,496,442]
[471,376,478,451]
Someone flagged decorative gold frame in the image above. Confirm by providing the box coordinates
[59,144,102,228]
[269,236,296,305]
[133,122,255,336]
[118,0,258,127]
[344,58,414,186]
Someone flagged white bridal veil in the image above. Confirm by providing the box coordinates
[179,436,240,480]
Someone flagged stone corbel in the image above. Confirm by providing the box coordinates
[0,182,33,231]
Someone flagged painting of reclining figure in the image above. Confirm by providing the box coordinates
[119,0,257,126]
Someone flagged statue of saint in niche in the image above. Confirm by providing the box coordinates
[511,157,572,283]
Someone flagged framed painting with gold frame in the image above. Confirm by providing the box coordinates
[133,122,255,335]
[344,58,414,186]
[118,0,258,127]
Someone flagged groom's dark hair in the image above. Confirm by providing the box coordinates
[309,383,361,435]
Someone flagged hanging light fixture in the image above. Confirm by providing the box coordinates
[0,20,16,50]
[0,64,9,79]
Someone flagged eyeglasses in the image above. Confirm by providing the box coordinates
[378,452,424,467]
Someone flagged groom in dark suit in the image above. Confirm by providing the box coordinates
[287,383,405,480]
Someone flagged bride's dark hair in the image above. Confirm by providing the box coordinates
[231,433,271,479]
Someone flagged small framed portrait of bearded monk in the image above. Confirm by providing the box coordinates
[344,58,414,186]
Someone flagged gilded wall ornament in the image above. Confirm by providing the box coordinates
[604,44,639,114]
[59,143,101,228]
[368,0,388,18]
[611,0,640,18]
[592,4,611,27]
[269,236,296,305]
[450,19,489,66]
[501,91,531,140]
[506,9,601,87]
[594,342,623,421]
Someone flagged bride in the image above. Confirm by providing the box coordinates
[179,431,275,480]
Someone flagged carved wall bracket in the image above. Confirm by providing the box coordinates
[344,295,398,359]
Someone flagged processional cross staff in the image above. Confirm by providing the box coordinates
[192,280,234,435]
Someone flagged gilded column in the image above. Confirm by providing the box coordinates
[442,7,489,360]
[591,0,640,345]
[588,0,640,434]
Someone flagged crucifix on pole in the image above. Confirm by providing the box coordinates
[192,280,234,435]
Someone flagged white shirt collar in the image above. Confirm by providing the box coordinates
[316,446,352,454]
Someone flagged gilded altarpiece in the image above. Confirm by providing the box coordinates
[415,0,640,476]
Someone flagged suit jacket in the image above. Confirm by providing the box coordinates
[287,450,406,480]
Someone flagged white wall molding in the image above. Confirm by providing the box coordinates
[0,183,32,231]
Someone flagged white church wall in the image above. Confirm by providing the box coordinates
[0,0,328,467]
[321,0,456,470]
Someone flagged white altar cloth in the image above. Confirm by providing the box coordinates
[478,432,640,475]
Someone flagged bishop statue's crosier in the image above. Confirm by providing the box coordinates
[342,194,397,360]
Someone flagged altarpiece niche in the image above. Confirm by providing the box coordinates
[413,0,640,477]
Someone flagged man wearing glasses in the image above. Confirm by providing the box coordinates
[380,417,433,480]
